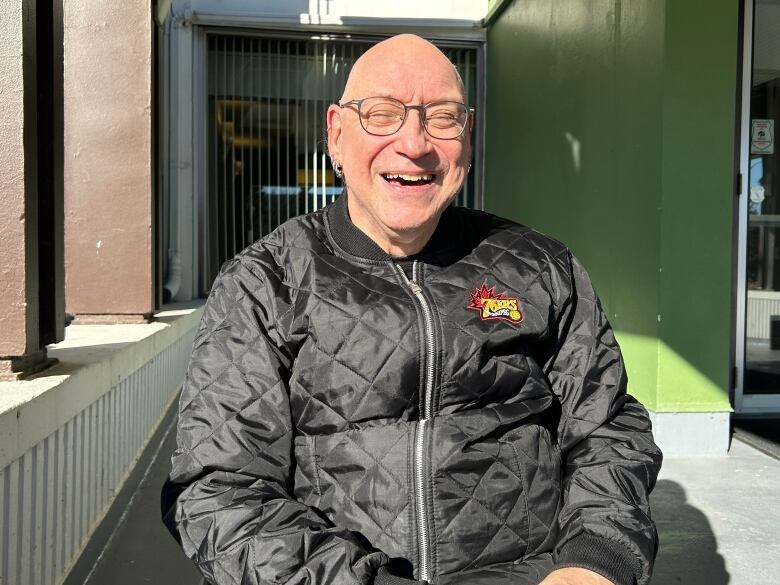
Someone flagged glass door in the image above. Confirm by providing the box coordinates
[737,0,780,412]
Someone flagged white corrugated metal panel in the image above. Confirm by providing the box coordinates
[0,332,193,585]
[746,290,780,340]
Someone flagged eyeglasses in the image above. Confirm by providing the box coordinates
[338,96,473,140]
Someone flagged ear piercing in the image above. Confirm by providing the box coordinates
[331,158,343,179]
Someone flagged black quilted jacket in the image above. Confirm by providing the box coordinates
[162,195,662,585]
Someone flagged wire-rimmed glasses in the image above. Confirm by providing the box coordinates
[338,96,473,140]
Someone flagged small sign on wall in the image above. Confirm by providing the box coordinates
[751,119,774,154]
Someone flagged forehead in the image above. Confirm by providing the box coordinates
[347,48,464,103]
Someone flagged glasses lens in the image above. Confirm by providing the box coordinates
[423,102,468,139]
[359,97,406,136]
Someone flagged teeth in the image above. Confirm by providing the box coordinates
[383,173,433,182]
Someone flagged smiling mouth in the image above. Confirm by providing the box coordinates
[381,173,435,187]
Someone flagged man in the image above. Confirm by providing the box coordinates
[162,34,662,585]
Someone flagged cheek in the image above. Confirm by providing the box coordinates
[457,142,472,166]
[341,137,390,176]
[443,142,469,171]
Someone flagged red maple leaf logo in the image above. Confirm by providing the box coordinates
[467,283,523,324]
[468,283,504,310]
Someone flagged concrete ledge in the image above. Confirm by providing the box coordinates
[0,302,204,470]
[649,411,731,457]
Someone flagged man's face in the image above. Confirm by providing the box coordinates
[327,36,472,254]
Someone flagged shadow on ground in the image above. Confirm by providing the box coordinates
[650,479,729,585]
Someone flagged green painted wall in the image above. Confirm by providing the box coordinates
[487,0,507,13]
[655,1,740,412]
[485,0,738,412]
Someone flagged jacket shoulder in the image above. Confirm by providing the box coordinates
[451,206,572,269]
[224,208,331,279]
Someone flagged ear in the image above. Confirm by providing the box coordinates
[327,104,342,161]
[462,111,474,159]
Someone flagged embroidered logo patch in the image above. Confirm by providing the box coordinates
[468,284,523,324]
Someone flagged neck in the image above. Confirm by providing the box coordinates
[346,200,437,258]
[381,228,435,257]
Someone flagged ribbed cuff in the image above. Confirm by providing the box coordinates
[372,565,420,585]
[554,534,641,585]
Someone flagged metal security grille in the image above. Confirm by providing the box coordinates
[205,33,480,288]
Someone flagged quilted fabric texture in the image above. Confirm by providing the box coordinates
[162,196,662,585]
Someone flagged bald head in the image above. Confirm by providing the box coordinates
[325,33,472,257]
[341,34,465,103]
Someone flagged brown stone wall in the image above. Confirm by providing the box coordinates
[63,0,154,316]
[0,0,33,355]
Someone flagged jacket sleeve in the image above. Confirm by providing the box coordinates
[544,252,663,585]
[161,257,393,585]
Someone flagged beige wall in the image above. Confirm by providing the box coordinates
[0,0,33,355]
[64,0,154,316]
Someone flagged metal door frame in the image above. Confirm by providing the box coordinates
[735,0,780,413]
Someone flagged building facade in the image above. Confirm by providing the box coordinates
[487,0,780,454]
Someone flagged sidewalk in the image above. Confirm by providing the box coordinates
[73,410,780,585]
[650,439,780,585]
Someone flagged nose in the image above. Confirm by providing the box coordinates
[393,107,433,159]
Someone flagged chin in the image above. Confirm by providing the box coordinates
[383,211,438,234]
[387,197,450,221]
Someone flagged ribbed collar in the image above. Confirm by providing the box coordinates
[325,193,460,264]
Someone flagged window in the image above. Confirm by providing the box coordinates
[203,33,481,289]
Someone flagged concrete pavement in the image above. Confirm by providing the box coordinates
[650,439,780,585]
[71,405,780,585]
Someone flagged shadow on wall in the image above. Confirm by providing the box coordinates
[650,480,729,585]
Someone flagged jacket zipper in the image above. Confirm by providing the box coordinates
[394,260,434,583]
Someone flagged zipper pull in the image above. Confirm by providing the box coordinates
[408,281,422,295]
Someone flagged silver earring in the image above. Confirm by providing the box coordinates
[331,159,343,179]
